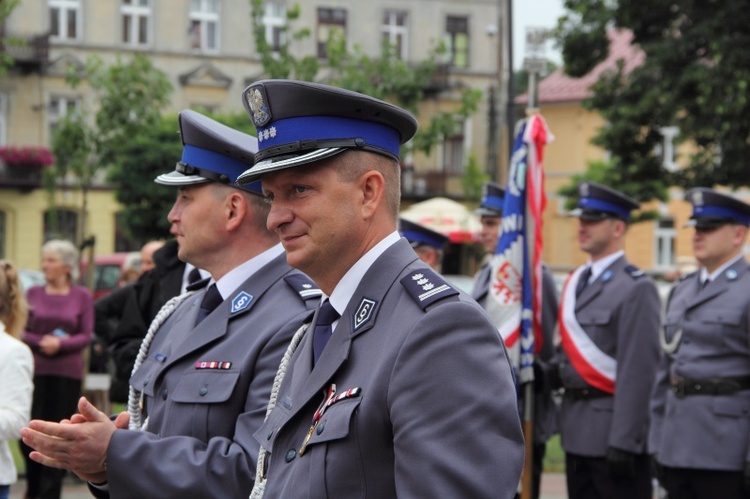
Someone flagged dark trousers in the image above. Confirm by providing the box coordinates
[662,466,749,499]
[21,375,81,499]
[565,452,652,499]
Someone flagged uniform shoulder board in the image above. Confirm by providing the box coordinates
[186,276,211,291]
[624,264,646,279]
[284,273,322,301]
[400,267,459,310]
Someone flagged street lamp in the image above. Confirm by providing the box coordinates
[523,27,548,110]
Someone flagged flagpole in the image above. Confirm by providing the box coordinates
[520,27,548,499]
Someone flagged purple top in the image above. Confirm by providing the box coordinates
[23,285,94,381]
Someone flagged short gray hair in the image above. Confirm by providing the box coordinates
[42,239,80,282]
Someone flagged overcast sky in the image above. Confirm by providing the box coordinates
[512,0,565,69]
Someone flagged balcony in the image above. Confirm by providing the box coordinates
[401,166,465,200]
[1,31,50,73]
[0,164,44,192]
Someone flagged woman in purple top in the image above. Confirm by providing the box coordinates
[21,239,93,499]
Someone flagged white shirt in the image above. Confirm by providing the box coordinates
[212,243,286,301]
[0,327,33,485]
[584,250,625,284]
[324,231,401,332]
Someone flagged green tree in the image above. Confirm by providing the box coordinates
[49,54,172,245]
[0,0,23,78]
[249,0,482,161]
[553,0,750,199]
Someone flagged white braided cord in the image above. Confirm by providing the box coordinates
[127,291,197,430]
[249,322,310,499]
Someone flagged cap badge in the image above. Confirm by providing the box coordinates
[246,87,271,127]
[354,297,377,330]
[692,190,704,207]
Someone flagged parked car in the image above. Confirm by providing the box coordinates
[80,252,141,300]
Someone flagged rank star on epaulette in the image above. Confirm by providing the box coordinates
[400,268,459,310]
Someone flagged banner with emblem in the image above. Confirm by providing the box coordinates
[485,114,552,384]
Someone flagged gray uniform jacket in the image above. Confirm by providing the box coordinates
[649,258,750,471]
[558,255,660,456]
[256,239,524,498]
[98,254,319,499]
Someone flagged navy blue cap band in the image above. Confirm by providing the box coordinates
[181,145,255,181]
[579,197,631,220]
[693,205,750,225]
[482,194,504,212]
[256,116,401,159]
[401,229,446,249]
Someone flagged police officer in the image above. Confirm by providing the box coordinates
[21,110,320,498]
[471,181,505,305]
[237,79,523,498]
[398,217,449,271]
[557,182,660,499]
[650,188,750,499]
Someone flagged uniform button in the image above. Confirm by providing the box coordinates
[285,449,297,462]
[162,388,168,400]
[199,386,208,396]
[316,421,326,435]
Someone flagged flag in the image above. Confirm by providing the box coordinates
[484,114,552,384]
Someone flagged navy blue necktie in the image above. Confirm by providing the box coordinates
[576,266,592,298]
[312,300,340,364]
[188,267,202,286]
[195,284,222,326]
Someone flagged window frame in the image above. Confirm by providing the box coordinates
[49,0,82,42]
[121,0,153,48]
[381,10,408,60]
[316,7,347,60]
[444,15,470,68]
[189,0,221,54]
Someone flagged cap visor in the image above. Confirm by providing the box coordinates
[237,148,345,185]
[473,207,502,217]
[155,171,212,186]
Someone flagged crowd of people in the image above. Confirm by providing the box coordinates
[0,80,746,499]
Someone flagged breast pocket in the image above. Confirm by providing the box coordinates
[577,310,613,347]
[170,370,241,441]
[703,309,746,352]
[306,397,362,448]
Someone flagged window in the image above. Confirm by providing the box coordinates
[44,209,79,244]
[317,7,346,59]
[658,126,679,172]
[49,0,81,41]
[655,217,676,270]
[189,0,220,53]
[48,95,80,141]
[0,211,5,260]
[443,130,465,175]
[263,2,286,52]
[381,10,408,59]
[122,0,152,47]
[445,15,469,68]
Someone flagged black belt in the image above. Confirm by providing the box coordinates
[669,376,750,398]
[563,386,613,401]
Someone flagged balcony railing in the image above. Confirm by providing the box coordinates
[1,31,50,73]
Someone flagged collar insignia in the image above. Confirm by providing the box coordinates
[726,268,738,280]
[231,291,253,314]
[353,297,377,331]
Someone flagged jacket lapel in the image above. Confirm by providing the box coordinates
[686,258,748,310]
[575,256,626,312]
[284,239,418,421]
[164,254,291,369]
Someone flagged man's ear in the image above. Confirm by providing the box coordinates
[360,170,385,220]
[225,191,247,231]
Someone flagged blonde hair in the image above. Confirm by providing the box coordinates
[0,260,29,338]
[42,239,80,283]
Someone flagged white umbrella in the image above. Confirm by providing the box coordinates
[400,197,481,243]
